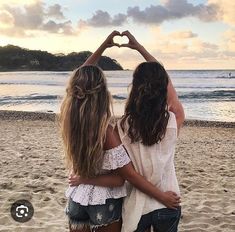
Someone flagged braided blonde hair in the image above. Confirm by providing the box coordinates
[59,65,111,177]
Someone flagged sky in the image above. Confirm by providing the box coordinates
[0,0,234,69]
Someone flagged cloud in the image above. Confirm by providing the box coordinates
[0,1,77,36]
[189,40,219,53]
[82,0,219,27]
[4,1,44,29]
[164,0,218,21]
[0,0,37,6]
[143,26,229,68]
[169,30,198,39]
[42,20,74,34]
[127,0,219,24]
[0,10,14,26]
[208,0,235,26]
[0,27,27,37]
[47,4,65,20]
[222,29,235,52]
[126,5,169,24]
[84,10,127,27]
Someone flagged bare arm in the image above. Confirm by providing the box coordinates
[117,163,175,203]
[68,126,180,209]
[82,31,120,66]
[69,172,124,187]
[69,162,180,209]
[121,30,185,132]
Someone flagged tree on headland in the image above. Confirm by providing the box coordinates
[0,45,123,71]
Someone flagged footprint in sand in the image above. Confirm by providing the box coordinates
[1,181,15,190]
[56,197,67,206]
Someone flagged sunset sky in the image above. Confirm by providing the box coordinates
[0,0,234,69]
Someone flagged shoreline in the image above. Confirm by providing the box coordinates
[0,110,234,128]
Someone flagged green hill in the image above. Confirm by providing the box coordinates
[0,45,123,71]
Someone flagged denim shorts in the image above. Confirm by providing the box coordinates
[66,197,123,230]
[135,207,181,232]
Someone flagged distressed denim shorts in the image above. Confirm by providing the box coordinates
[135,207,181,232]
[66,197,123,231]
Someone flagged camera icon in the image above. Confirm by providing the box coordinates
[11,200,34,223]
[16,205,29,218]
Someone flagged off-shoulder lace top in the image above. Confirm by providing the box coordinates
[65,144,131,206]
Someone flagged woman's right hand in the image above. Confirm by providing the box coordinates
[82,30,120,66]
[160,191,181,209]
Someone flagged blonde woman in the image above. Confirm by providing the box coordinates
[60,31,180,232]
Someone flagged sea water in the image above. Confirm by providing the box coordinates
[0,70,234,122]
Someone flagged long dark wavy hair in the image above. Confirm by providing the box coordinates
[121,61,170,146]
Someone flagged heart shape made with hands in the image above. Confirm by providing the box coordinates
[113,35,129,47]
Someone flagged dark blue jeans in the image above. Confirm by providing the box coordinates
[135,207,181,232]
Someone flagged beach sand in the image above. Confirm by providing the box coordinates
[0,111,234,232]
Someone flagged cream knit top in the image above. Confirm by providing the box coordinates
[117,111,180,232]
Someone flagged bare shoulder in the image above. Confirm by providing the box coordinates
[103,125,122,150]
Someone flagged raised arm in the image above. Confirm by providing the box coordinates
[120,31,156,62]
[82,30,120,66]
[121,30,185,132]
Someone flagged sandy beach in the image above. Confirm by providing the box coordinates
[0,111,234,232]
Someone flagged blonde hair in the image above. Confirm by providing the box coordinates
[59,65,111,178]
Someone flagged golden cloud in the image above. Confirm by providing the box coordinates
[169,30,198,39]
[0,0,38,6]
[0,10,14,26]
[208,0,235,26]
[0,0,78,37]
[223,29,235,52]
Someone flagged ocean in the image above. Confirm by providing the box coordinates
[0,70,234,122]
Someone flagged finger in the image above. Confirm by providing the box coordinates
[122,30,128,33]
[119,44,130,48]
[173,202,180,207]
[69,179,82,186]
[121,30,130,36]
[112,31,121,37]
[170,191,175,195]
[114,30,121,34]
[112,43,120,47]
[69,181,76,186]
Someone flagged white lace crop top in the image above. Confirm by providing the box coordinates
[65,144,131,206]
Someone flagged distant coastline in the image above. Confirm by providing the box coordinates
[0,45,123,71]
